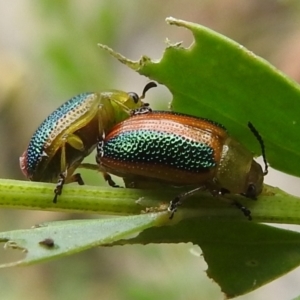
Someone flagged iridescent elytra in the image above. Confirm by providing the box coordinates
[96,110,268,218]
[20,82,156,202]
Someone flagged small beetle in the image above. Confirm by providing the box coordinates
[20,82,156,202]
[96,110,268,218]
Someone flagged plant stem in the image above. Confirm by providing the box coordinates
[1,179,300,224]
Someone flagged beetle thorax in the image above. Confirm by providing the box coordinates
[216,137,254,194]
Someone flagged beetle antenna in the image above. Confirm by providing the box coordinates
[140,82,157,100]
[248,122,268,175]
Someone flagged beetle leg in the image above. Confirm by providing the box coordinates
[208,185,252,220]
[168,186,205,219]
[207,184,252,220]
[53,172,84,203]
[95,141,120,188]
[97,104,106,139]
[78,163,99,171]
[70,173,84,185]
[103,172,119,187]
[53,134,85,203]
[232,200,252,220]
[54,171,66,203]
[53,137,68,203]
[64,133,85,151]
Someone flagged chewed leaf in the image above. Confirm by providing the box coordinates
[0,212,168,267]
[99,17,300,178]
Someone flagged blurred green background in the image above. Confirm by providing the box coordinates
[1,0,300,299]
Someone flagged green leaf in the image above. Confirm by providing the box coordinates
[99,17,300,177]
[120,219,300,298]
[0,212,168,266]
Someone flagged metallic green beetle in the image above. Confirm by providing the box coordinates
[20,82,156,202]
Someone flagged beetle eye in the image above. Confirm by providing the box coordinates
[244,184,257,199]
[128,92,139,103]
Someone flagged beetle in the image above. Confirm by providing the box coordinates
[96,109,268,219]
[20,82,156,203]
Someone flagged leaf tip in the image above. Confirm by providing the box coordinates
[165,17,196,32]
[97,43,140,71]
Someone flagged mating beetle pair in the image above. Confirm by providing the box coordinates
[96,107,268,218]
[20,82,267,218]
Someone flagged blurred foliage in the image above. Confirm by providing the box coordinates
[34,0,120,93]
[1,0,300,299]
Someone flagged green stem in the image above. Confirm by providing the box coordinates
[0,179,300,224]
[0,179,157,215]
